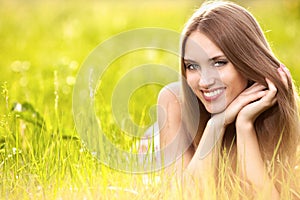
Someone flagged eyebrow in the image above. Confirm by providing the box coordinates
[183,58,197,63]
[183,54,226,63]
[208,55,226,61]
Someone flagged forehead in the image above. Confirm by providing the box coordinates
[184,31,223,61]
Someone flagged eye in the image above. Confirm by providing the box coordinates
[213,60,228,67]
[186,63,200,71]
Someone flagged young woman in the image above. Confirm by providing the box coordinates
[157,1,300,198]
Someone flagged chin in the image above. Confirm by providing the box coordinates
[204,105,226,115]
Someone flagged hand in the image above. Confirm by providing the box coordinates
[220,82,268,126]
[222,64,289,126]
[236,64,289,125]
[236,78,277,124]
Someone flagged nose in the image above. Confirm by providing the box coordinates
[198,68,216,88]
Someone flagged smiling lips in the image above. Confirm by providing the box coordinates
[202,88,225,101]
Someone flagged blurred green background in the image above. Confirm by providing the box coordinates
[0,0,299,134]
[0,1,299,198]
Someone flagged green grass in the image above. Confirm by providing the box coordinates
[0,0,300,199]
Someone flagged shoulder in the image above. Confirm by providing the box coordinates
[158,82,193,168]
[157,82,182,121]
[157,81,181,106]
[157,82,182,132]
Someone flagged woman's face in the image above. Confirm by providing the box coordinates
[184,31,248,114]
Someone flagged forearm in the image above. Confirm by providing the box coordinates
[236,121,279,199]
[186,114,226,180]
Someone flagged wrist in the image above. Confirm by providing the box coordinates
[210,113,227,129]
[236,115,254,128]
[196,115,227,160]
[206,114,227,141]
[236,119,255,137]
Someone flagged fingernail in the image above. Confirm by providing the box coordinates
[280,63,286,69]
[277,67,283,73]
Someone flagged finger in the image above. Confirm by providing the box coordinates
[265,78,277,94]
[224,90,267,125]
[249,83,266,90]
[262,78,277,104]
[242,83,266,95]
[260,95,277,108]
[278,67,288,89]
[280,63,291,78]
[271,97,277,105]
[237,90,267,107]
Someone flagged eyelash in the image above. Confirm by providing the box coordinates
[214,60,228,67]
[185,63,199,70]
[185,60,228,70]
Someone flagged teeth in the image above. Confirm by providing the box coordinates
[204,89,223,98]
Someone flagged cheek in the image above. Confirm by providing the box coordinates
[220,71,248,99]
[186,73,199,88]
[219,69,247,90]
[235,75,248,92]
[228,82,247,104]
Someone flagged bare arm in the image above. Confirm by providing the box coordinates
[236,122,280,199]
[235,78,280,199]
[158,71,286,197]
[157,81,273,185]
[158,82,226,182]
[185,114,226,186]
[158,82,193,174]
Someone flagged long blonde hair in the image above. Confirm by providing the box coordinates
[181,1,300,167]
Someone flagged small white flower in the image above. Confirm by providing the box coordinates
[66,76,76,86]
[12,147,17,155]
[37,185,42,191]
[14,103,22,112]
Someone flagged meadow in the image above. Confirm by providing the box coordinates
[0,0,300,199]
